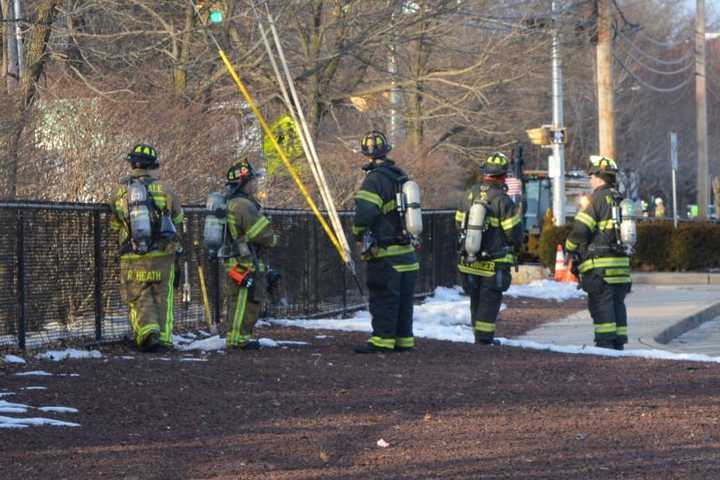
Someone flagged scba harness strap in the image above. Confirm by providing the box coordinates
[370,166,412,246]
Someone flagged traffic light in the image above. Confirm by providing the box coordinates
[526,126,567,146]
[551,127,567,145]
[196,0,224,24]
[209,3,224,24]
[526,126,550,146]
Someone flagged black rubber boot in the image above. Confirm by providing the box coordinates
[394,346,416,353]
[153,343,174,354]
[475,333,498,346]
[140,332,161,353]
[353,344,391,354]
[240,340,261,351]
[595,340,615,350]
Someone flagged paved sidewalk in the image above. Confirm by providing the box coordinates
[668,317,720,356]
[516,284,720,354]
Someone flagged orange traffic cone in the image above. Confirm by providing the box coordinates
[554,244,567,281]
[564,258,578,283]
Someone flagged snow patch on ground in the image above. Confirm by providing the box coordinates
[175,334,309,352]
[258,338,309,348]
[0,400,29,413]
[37,349,102,362]
[500,338,720,363]
[3,355,26,364]
[506,280,585,301]
[0,416,80,428]
[37,406,79,413]
[175,335,225,351]
[272,287,476,343]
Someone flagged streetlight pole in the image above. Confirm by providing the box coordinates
[696,0,710,219]
[551,0,566,225]
[5,0,19,89]
[13,0,24,76]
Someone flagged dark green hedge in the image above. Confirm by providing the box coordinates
[537,221,720,272]
[667,224,720,271]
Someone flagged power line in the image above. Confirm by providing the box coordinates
[611,0,693,49]
[615,44,695,76]
[613,52,693,93]
[616,28,694,66]
[635,29,693,49]
[610,0,637,30]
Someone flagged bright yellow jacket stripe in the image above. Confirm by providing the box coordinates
[355,190,383,209]
[246,216,270,240]
[579,256,630,273]
[501,214,522,231]
[575,211,597,230]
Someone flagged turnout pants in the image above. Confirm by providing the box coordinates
[462,268,512,342]
[581,270,630,346]
[366,258,418,350]
[222,277,262,348]
[119,253,176,348]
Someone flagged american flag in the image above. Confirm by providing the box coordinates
[505,176,522,197]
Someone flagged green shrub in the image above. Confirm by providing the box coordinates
[633,222,674,271]
[538,224,571,271]
[523,232,541,263]
[667,223,720,271]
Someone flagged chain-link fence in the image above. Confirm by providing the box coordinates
[0,202,459,350]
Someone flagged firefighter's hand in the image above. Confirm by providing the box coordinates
[569,253,581,276]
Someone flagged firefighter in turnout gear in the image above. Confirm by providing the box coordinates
[565,156,632,350]
[456,152,523,344]
[222,159,277,350]
[110,144,184,352]
[352,131,420,353]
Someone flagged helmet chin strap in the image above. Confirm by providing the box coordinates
[483,175,506,183]
[225,181,248,196]
[362,158,383,171]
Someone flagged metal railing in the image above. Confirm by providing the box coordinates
[0,201,458,350]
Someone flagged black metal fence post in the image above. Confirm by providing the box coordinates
[93,210,104,342]
[341,262,348,316]
[313,219,319,312]
[430,214,438,289]
[16,211,25,350]
[212,258,221,328]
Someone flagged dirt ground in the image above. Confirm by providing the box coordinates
[3,297,720,480]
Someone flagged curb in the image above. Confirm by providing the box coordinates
[654,301,720,345]
[633,272,720,285]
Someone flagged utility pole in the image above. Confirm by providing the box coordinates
[388,6,402,146]
[5,0,19,90]
[696,0,710,219]
[596,0,615,160]
[551,0,566,225]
